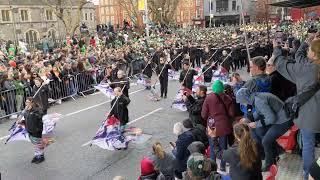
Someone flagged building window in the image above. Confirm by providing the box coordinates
[90,13,93,21]
[210,1,214,11]
[20,10,29,21]
[237,5,240,11]
[1,10,10,21]
[196,9,201,19]
[48,29,56,41]
[110,16,114,24]
[216,0,228,12]
[46,10,53,21]
[196,0,201,7]
[85,13,88,21]
[232,1,236,11]
[26,30,38,45]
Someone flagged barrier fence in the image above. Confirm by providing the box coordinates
[0,68,106,119]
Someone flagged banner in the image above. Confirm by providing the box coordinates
[138,0,145,11]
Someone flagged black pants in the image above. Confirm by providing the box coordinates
[195,56,201,67]
[160,78,168,97]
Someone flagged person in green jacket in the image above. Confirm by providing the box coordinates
[12,73,25,112]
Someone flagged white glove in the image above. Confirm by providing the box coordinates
[44,79,51,85]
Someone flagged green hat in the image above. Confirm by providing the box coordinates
[187,153,211,178]
[212,80,224,94]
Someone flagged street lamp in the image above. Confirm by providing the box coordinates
[209,0,212,27]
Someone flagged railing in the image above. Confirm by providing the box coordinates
[0,68,107,119]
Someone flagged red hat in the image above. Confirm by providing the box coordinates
[9,60,16,68]
[140,157,155,176]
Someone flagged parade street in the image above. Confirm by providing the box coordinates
[0,76,186,180]
[0,69,316,180]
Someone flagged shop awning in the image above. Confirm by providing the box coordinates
[269,0,320,9]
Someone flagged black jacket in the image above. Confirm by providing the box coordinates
[142,61,153,78]
[202,65,213,82]
[190,124,209,147]
[269,71,296,101]
[185,95,206,126]
[24,108,44,138]
[156,64,171,80]
[223,145,263,180]
[110,95,131,125]
[179,69,197,90]
[32,85,49,112]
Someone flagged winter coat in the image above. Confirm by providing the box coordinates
[269,71,296,101]
[24,108,44,138]
[273,42,320,133]
[152,152,176,178]
[253,93,291,128]
[185,95,206,126]
[190,124,209,147]
[244,74,271,93]
[201,93,235,136]
[223,145,262,180]
[172,130,194,172]
[109,94,130,125]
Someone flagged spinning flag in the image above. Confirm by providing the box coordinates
[94,83,115,99]
[171,88,192,111]
[149,86,160,101]
[168,69,179,80]
[5,113,61,145]
[90,116,130,150]
[136,74,151,87]
[192,75,204,92]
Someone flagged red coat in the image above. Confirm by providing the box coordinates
[201,93,235,136]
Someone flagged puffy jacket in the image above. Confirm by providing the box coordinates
[172,130,194,172]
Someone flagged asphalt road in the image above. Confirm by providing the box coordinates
[0,68,307,180]
[0,76,189,180]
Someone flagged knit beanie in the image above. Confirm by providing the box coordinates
[187,153,211,178]
[140,157,155,176]
[212,80,224,94]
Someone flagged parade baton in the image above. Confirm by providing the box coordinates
[216,51,233,68]
[168,52,183,65]
[240,0,251,61]
[204,49,218,63]
[89,84,127,146]
[16,79,51,122]
[181,58,193,86]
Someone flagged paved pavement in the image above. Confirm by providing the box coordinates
[0,68,316,180]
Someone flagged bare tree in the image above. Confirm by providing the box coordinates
[117,0,145,32]
[43,0,89,36]
[148,0,180,24]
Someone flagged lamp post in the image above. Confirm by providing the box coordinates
[158,8,163,24]
[209,0,212,27]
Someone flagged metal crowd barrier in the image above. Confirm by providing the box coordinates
[0,87,29,119]
[48,75,78,101]
[0,68,107,119]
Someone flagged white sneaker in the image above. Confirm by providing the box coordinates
[56,99,62,104]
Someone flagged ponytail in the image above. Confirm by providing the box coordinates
[152,142,165,159]
[234,123,259,169]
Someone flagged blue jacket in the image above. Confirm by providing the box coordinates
[172,130,194,172]
[253,93,291,128]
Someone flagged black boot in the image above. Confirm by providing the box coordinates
[164,94,167,99]
[31,156,38,163]
[34,155,45,164]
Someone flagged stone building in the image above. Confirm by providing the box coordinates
[0,0,96,46]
